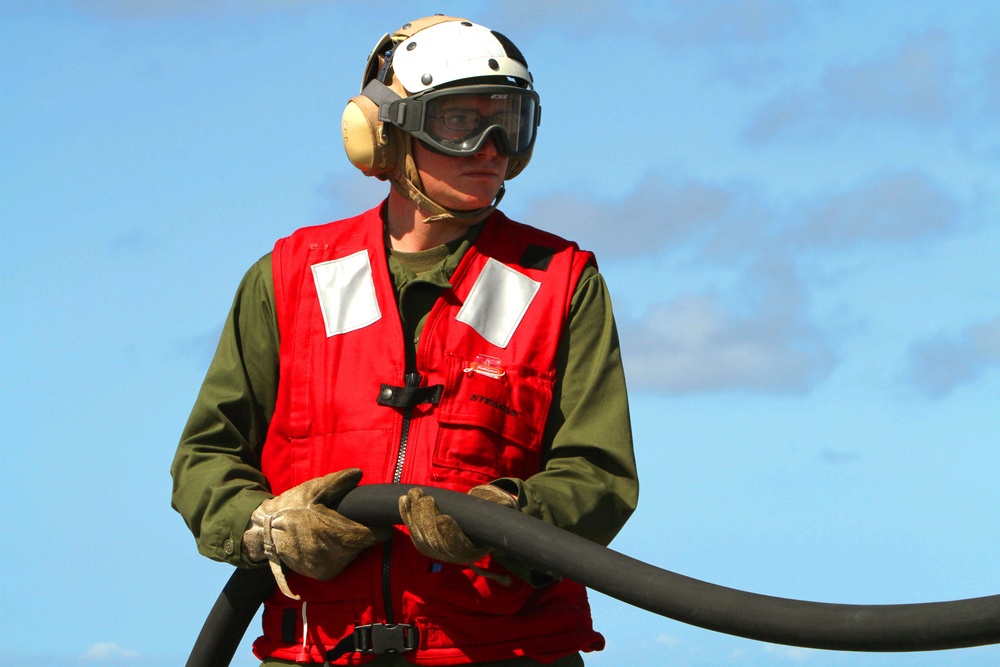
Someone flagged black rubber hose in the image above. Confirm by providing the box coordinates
[185,566,274,667]
[186,484,1000,666]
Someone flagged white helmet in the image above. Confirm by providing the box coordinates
[342,16,540,221]
[390,20,533,93]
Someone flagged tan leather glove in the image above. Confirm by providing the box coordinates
[243,469,383,599]
[398,484,517,565]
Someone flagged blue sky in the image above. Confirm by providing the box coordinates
[3,1,1000,665]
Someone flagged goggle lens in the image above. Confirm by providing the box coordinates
[425,93,536,155]
[389,87,539,157]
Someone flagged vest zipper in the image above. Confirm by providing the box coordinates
[381,371,422,624]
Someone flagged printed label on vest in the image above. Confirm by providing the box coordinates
[456,258,540,348]
[311,250,382,337]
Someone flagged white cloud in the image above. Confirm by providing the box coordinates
[763,643,816,660]
[787,170,961,250]
[741,88,822,145]
[518,155,977,398]
[527,168,961,267]
[901,314,1000,398]
[72,0,324,20]
[82,643,141,661]
[527,174,736,259]
[822,31,957,124]
[176,325,223,370]
[654,0,803,47]
[620,263,836,394]
[526,168,967,396]
[486,0,636,36]
[981,49,1000,113]
[321,171,391,221]
[744,31,961,144]
[656,633,683,647]
[820,448,861,464]
[621,294,835,394]
[486,0,802,44]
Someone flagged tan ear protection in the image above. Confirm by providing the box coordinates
[342,92,392,179]
[341,16,466,179]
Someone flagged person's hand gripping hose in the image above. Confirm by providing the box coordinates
[243,468,385,599]
[399,484,518,575]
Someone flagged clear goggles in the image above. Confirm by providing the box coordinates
[384,85,540,158]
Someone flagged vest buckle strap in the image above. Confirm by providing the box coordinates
[323,623,419,665]
[355,623,419,654]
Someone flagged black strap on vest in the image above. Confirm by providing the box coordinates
[376,373,443,409]
[323,623,419,665]
[281,609,297,644]
[520,244,556,271]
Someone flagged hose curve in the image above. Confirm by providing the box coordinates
[186,484,1000,666]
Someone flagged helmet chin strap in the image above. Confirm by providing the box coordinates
[393,175,505,224]
[391,133,505,224]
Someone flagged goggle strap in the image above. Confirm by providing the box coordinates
[361,80,403,124]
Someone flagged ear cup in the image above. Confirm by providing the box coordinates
[342,94,391,177]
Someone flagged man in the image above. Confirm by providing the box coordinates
[172,16,638,666]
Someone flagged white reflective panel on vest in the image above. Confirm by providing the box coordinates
[456,257,541,348]
[311,250,382,337]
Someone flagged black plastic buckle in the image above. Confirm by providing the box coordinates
[354,623,419,654]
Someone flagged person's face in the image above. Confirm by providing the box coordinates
[412,95,511,211]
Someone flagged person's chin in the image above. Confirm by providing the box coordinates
[448,188,501,210]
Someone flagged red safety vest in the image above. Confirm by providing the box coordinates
[253,203,605,664]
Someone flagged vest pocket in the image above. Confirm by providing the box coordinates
[433,353,553,483]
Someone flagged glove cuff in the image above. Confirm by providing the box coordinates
[242,505,269,562]
[244,504,301,600]
[469,483,518,509]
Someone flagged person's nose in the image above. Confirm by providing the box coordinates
[475,132,502,158]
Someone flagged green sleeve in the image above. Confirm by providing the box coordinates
[497,265,639,548]
[170,254,279,567]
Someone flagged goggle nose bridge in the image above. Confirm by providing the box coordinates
[443,122,519,156]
